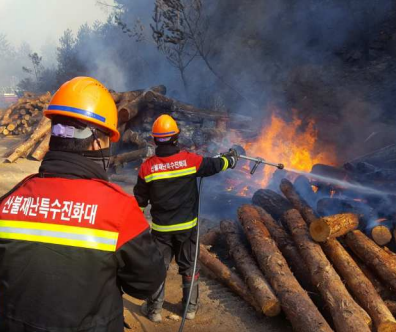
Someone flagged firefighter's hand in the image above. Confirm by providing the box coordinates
[221,148,238,169]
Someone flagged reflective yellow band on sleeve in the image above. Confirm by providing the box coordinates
[151,218,198,232]
[144,167,197,183]
[0,220,118,252]
[221,157,229,171]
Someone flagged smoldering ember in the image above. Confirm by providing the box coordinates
[1,1,396,332]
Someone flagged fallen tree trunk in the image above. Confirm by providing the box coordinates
[31,131,51,161]
[117,96,143,123]
[280,178,318,224]
[254,206,316,293]
[200,227,221,246]
[143,90,228,121]
[309,213,359,243]
[122,129,146,148]
[220,220,280,317]
[351,252,394,301]
[371,224,393,246]
[238,205,333,332]
[316,197,373,218]
[198,244,260,312]
[109,147,147,168]
[284,209,371,332]
[5,117,51,163]
[252,189,292,221]
[345,230,396,292]
[323,237,396,332]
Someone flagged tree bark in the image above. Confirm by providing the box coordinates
[238,205,333,332]
[323,238,396,332]
[345,230,396,292]
[200,227,221,246]
[253,206,315,293]
[117,96,143,123]
[220,220,280,317]
[109,147,148,167]
[122,129,147,148]
[284,209,371,332]
[198,244,260,312]
[5,117,51,163]
[31,131,51,161]
[252,189,292,221]
[309,213,359,243]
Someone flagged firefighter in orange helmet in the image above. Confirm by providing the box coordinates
[0,77,166,332]
[134,114,237,322]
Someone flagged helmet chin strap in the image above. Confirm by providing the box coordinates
[90,129,109,172]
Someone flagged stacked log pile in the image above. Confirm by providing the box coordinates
[1,86,230,165]
[199,176,396,332]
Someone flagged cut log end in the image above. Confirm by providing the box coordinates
[309,213,359,243]
[262,300,281,317]
[372,226,393,246]
[378,321,396,332]
[309,220,331,242]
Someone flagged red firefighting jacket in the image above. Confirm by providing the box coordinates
[134,145,231,234]
[0,151,166,332]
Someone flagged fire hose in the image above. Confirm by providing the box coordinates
[178,149,284,332]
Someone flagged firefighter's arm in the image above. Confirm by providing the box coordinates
[196,152,237,177]
[115,201,166,299]
[133,175,150,212]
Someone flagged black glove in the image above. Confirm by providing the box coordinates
[221,148,238,169]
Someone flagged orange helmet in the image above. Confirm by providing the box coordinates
[44,76,120,142]
[152,114,180,138]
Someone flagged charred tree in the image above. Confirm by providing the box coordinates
[252,189,292,221]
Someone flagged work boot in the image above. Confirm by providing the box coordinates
[141,282,166,323]
[140,301,162,323]
[182,275,199,320]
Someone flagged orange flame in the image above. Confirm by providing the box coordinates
[244,110,337,187]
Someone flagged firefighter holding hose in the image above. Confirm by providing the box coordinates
[134,114,238,322]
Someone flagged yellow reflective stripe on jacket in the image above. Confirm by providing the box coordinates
[0,220,118,252]
[221,157,229,171]
[140,207,145,212]
[144,167,197,183]
[151,218,197,232]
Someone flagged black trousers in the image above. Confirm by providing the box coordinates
[152,227,200,276]
[148,227,200,311]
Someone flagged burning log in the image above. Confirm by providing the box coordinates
[198,244,261,312]
[294,175,317,206]
[200,227,221,246]
[31,131,51,161]
[252,189,292,221]
[253,206,315,293]
[220,220,280,317]
[371,224,393,246]
[309,213,359,243]
[345,230,396,292]
[238,205,332,332]
[109,147,148,168]
[5,117,51,163]
[283,209,372,332]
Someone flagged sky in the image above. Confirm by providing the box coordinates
[0,0,114,50]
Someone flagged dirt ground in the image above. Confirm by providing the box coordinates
[0,136,292,332]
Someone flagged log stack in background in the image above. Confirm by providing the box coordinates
[0,85,230,165]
